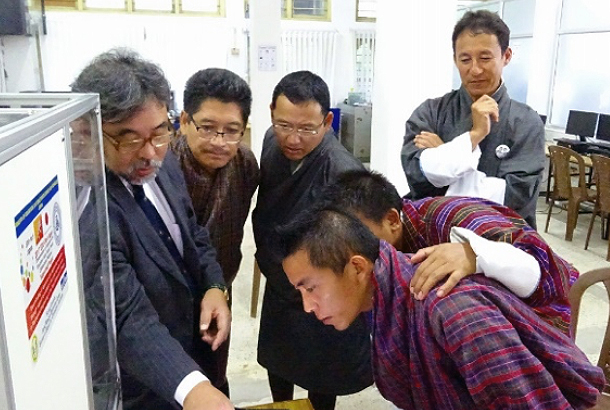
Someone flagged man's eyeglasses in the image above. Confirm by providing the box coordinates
[271,119,326,136]
[189,114,244,144]
[103,122,174,154]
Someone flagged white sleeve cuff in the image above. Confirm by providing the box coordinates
[445,172,506,204]
[420,132,481,188]
[449,227,541,298]
[174,371,209,407]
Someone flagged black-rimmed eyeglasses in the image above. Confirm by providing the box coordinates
[189,114,244,144]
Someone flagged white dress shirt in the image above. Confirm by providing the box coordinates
[449,226,541,298]
[419,132,506,204]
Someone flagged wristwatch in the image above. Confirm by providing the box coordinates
[207,284,229,302]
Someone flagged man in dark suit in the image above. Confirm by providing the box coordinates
[72,48,233,410]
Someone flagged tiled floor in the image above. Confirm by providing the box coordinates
[227,196,609,408]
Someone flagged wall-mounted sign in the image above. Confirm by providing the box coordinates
[258,45,277,71]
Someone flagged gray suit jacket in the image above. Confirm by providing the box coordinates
[86,151,225,410]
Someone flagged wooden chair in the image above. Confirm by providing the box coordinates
[585,155,610,261]
[545,145,596,241]
[569,267,610,408]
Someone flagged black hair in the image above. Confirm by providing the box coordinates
[271,70,330,116]
[183,68,252,125]
[277,206,380,274]
[452,10,510,54]
[320,169,403,223]
[71,48,170,123]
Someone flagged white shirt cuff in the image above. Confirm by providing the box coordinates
[445,171,506,204]
[174,371,209,407]
[449,227,541,298]
[420,132,481,188]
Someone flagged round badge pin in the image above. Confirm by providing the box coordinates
[495,144,510,159]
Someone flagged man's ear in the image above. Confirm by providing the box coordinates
[179,110,190,131]
[348,254,374,281]
[385,208,402,232]
[321,110,334,134]
[325,110,334,126]
[503,46,513,66]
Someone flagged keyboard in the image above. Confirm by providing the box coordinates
[553,137,610,156]
[586,145,610,156]
[554,138,590,153]
[554,137,584,145]
[589,139,610,149]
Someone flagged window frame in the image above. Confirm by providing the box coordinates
[546,0,610,127]
[243,0,330,21]
[356,0,375,22]
[44,0,225,16]
[284,0,331,21]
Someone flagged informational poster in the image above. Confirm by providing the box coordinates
[14,176,68,363]
[258,45,277,71]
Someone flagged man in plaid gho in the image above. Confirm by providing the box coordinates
[278,207,604,410]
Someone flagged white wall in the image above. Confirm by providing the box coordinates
[526,0,561,117]
[369,1,456,195]
[248,0,282,160]
[1,35,42,92]
[5,1,607,176]
[40,11,242,110]
[0,0,372,109]
[0,0,377,163]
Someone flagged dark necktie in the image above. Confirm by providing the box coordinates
[131,184,197,295]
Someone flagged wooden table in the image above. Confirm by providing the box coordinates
[244,398,314,410]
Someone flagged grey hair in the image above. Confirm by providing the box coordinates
[71,48,171,123]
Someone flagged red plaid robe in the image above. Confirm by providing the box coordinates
[369,240,603,410]
[401,196,577,335]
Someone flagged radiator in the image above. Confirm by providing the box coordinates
[354,30,376,103]
[281,30,338,98]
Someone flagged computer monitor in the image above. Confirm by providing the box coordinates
[565,110,599,142]
[596,113,610,143]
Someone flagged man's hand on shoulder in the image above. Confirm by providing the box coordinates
[409,243,477,300]
[470,95,499,148]
[200,288,231,351]
[414,131,444,149]
[183,381,234,410]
